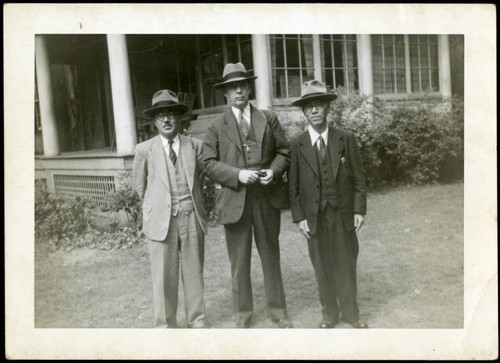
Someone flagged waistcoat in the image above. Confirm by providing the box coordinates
[315,145,340,212]
[165,147,194,216]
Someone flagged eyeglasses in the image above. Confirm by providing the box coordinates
[154,111,179,121]
[303,102,326,112]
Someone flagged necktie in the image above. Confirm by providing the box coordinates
[317,136,327,160]
[168,139,177,165]
[239,109,250,138]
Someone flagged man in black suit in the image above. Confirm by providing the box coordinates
[288,80,368,329]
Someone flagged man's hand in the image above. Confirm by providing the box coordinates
[297,220,310,239]
[238,170,259,185]
[354,214,365,232]
[258,169,274,185]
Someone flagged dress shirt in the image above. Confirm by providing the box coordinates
[160,134,180,159]
[231,104,251,126]
[308,126,329,149]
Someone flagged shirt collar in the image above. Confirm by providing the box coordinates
[231,104,251,122]
[308,126,328,146]
[160,134,179,147]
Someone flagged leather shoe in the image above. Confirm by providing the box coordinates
[273,318,293,328]
[352,322,369,329]
[319,322,335,329]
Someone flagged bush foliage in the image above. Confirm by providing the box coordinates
[35,180,143,251]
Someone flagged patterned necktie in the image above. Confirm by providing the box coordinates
[317,136,327,160]
[239,109,250,138]
[168,139,177,165]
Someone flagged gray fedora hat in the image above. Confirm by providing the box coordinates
[291,80,337,107]
[214,62,257,89]
[143,89,189,118]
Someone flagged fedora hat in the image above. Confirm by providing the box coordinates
[214,62,257,89]
[291,80,337,107]
[143,89,189,118]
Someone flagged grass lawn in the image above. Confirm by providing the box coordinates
[35,182,463,329]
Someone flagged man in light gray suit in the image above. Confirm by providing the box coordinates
[133,89,209,328]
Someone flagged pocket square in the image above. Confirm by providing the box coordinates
[341,156,346,164]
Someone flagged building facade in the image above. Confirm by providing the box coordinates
[35,34,463,206]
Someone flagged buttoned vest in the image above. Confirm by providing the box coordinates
[165,147,194,216]
[236,117,262,171]
[315,144,340,212]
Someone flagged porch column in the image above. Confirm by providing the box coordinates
[438,35,452,98]
[106,34,137,154]
[251,34,273,110]
[356,34,374,98]
[35,35,60,156]
[313,35,322,81]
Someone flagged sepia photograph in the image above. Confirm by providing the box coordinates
[5,3,497,360]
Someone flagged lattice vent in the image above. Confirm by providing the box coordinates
[53,175,116,208]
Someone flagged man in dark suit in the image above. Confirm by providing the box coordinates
[203,62,291,328]
[133,89,209,329]
[288,80,368,329]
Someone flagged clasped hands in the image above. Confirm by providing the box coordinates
[297,214,365,239]
[238,169,273,185]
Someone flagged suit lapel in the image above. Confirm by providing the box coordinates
[179,135,194,191]
[299,131,319,178]
[150,135,170,191]
[223,109,243,152]
[328,127,344,182]
[250,105,266,161]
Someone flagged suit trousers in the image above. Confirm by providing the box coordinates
[223,186,287,326]
[147,206,206,328]
[308,204,360,325]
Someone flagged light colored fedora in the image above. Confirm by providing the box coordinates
[143,89,188,118]
[214,62,257,89]
[291,80,337,107]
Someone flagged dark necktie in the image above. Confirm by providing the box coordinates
[239,109,250,138]
[317,136,327,160]
[168,139,177,165]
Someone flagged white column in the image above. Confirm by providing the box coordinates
[438,35,452,98]
[313,35,322,81]
[251,34,273,110]
[35,35,60,156]
[356,34,374,98]
[106,34,137,154]
[404,35,412,94]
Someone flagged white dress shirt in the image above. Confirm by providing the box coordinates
[308,126,329,150]
[160,134,180,158]
[231,104,251,125]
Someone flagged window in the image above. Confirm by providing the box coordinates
[372,35,406,94]
[372,34,440,95]
[199,35,225,108]
[409,35,439,92]
[270,34,315,98]
[225,35,254,76]
[320,35,359,93]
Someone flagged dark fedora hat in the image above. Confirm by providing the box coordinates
[291,80,337,108]
[143,89,189,118]
[214,62,257,89]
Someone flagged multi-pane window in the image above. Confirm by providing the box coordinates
[199,35,225,107]
[270,34,315,98]
[372,34,440,95]
[372,35,406,94]
[226,34,254,76]
[320,35,359,93]
[409,35,440,92]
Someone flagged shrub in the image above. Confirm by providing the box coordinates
[101,172,142,229]
[35,180,143,251]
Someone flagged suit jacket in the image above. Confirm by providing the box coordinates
[133,134,207,241]
[202,104,290,224]
[288,127,367,235]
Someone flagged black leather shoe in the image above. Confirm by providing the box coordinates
[319,322,335,329]
[273,318,293,328]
